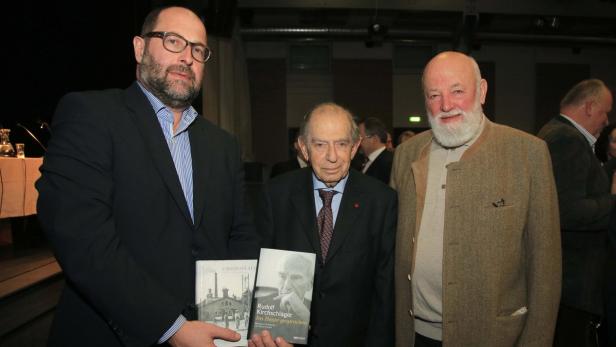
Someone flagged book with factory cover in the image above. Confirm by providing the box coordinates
[248,248,316,345]
[196,259,258,347]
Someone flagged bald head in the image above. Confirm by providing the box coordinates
[422,51,482,93]
[560,79,613,137]
[300,103,359,144]
[141,6,205,36]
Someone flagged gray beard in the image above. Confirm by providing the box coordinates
[138,55,199,109]
[427,105,484,148]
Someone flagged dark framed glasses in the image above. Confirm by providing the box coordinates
[143,31,212,63]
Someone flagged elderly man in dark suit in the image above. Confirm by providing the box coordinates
[251,102,396,347]
[36,6,257,347]
[538,79,614,347]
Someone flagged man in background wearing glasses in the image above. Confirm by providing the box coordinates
[37,6,258,347]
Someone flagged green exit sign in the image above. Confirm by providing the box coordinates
[408,116,422,123]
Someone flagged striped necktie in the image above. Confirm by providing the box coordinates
[317,189,337,261]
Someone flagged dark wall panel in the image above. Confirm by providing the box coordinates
[333,60,393,127]
[478,61,495,121]
[535,63,590,132]
[247,59,287,166]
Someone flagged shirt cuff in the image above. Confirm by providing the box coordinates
[158,314,187,344]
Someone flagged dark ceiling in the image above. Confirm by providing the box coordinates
[235,1,616,48]
[5,0,615,137]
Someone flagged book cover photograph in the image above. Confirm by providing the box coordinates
[196,259,258,347]
[249,248,316,345]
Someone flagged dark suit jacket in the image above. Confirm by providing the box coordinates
[538,115,612,315]
[270,157,301,178]
[256,168,396,347]
[364,149,393,184]
[36,82,258,347]
[351,151,367,171]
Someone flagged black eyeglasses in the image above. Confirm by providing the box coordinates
[143,31,212,63]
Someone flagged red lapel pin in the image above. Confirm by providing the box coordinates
[353,203,360,208]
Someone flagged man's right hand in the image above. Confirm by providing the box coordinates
[168,320,240,347]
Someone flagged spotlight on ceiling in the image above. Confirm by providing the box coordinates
[365,23,388,48]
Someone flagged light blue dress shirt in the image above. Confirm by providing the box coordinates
[138,82,197,221]
[312,173,349,226]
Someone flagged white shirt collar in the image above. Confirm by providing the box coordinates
[560,113,597,147]
[362,146,387,173]
[367,146,387,162]
[312,172,348,194]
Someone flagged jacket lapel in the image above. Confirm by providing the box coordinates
[556,114,574,127]
[189,119,210,229]
[123,82,193,225]
[555,114,594,148]
[411,141,430,247]
[365,150,384,175]
[290,169,321,254]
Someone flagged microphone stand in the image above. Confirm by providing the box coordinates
[16,123,47,152]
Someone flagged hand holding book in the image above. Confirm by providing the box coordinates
[249,330,294,347]
[196,249,315,346]
[169,320,241,347]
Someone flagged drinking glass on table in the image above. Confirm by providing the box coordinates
[15,143,25,158]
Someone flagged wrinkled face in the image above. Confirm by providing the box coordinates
[278,256,312,300]
[133,7,206,109]
[299,110,359,187]
[423,53,487,147]
[588,88,613,138]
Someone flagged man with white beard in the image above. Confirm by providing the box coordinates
[391,51,562,347]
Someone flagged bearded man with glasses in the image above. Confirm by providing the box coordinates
[37,6,258,347]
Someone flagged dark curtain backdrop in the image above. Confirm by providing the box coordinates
[535,63,590,132]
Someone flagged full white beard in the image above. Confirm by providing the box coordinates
[427,102,484,148]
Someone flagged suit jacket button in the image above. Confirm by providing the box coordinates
[408,309,414,316]
[407,274,411,281]
[191,248,198,257]
[319,292,325,299]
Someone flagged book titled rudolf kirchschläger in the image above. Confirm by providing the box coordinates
[248,248,316,345]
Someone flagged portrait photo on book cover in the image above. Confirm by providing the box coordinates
[251,248,316,344]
